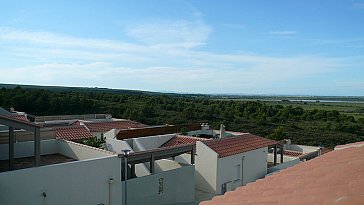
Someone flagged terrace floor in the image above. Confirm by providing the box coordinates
[0,154,76,172]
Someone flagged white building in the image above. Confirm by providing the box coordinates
[0,115,195,205]
[105,127,280,195]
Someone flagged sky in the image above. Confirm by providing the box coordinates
[0,0,364,96]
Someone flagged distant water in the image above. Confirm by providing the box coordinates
[288,100,364,103]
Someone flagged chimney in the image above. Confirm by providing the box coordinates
[219,124,225,139]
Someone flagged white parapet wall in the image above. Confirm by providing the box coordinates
[0,155,122,205]
[0,139,116,161]
[126,165,195,205]
[267,157,301,174]
[0,139,58,160]
[58,139,116,160]
[106,138,151,177]
[267,153,298,164]
[132,134,175,150]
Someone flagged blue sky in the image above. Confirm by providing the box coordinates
[0,0,364,95]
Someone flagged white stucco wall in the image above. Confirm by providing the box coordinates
[104,129,119,139]
[267,158,300,174]
[216,147,268,194]
[127,165,195,205]
[105,138,151,177]
[0,139,114,161]
[91,132,103,139]
[195,141,218,194]
[106,138,134,154]
[0,156,122,205]
[0,139,58,160]
[58,140,115,160]
[132,134,175,150]
[267,153,298,164]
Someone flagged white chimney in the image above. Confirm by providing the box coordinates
[219,124,225,139]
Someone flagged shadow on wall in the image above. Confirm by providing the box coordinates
[195,170,215,194]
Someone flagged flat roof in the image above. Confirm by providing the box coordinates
[200,141,364,205]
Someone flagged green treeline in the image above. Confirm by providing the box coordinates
[1,86,363,148]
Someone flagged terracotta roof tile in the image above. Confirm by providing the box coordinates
[161,135,210,153]
[8,115,29,122]
[55,126,92,141]
[203,134,277,158]
[83,120,146,132]
[283,150,303,157]
[200,141,364,205]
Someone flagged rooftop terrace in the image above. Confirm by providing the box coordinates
[0,154,76,172]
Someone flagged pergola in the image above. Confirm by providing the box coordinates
[0,114,42,171]
[118,144,194,180]
[269,143,284,165]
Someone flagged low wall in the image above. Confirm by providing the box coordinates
[0,156,122,205]
[267,153,298,164]
[0,140,57,160]
[58,140,115,160]
[126,165,195,205]
[267,158,300,174]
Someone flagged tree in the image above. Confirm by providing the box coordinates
[269,126,286,141]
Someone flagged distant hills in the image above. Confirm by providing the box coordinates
[0,83,363,101]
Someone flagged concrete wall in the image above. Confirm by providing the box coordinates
[195,141,218,194]
[267,158,300,174]
[216,147,268,194]
[106,138,134,154]
[58,140,115,160]
[0,139,58,160]
[105,138,151,177]
[90,132,104,139]
[1,139,114,161]
[127,165,195,205]
[0,129,56,144]
[132,134,175,150]
[104,129,119,139]
[267,153,298,164]
[0,156,122,205]
[284,143,319,153]
[154,159,187,173]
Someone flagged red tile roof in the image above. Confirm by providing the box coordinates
[283,150,303,157]
[203,134,277,158]
[55,126,92,141]
[162,135,210,147]
[83,120,146,132]
[8,115,29,122]
[200,141,364,205]
[161,135,210,154]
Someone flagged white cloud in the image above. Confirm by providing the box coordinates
[125,20,212,48]
[269,30,297,36]
[353,3,364,9]
[0,26,353,94]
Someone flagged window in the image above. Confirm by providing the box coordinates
[234,164,240,181]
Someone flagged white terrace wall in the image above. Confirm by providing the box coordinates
[0,156,122,205]
[0,139,115,161]
[58,140,116,160]
[267,153,298,164]
[195,141,218,194]
[105,138,151,177]
[0,139,57,160]
[126,165,195,205]
[216,147,268,194]
[267,157,301,174]
[133,134,175,150]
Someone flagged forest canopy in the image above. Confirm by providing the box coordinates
[1,86,363,148]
